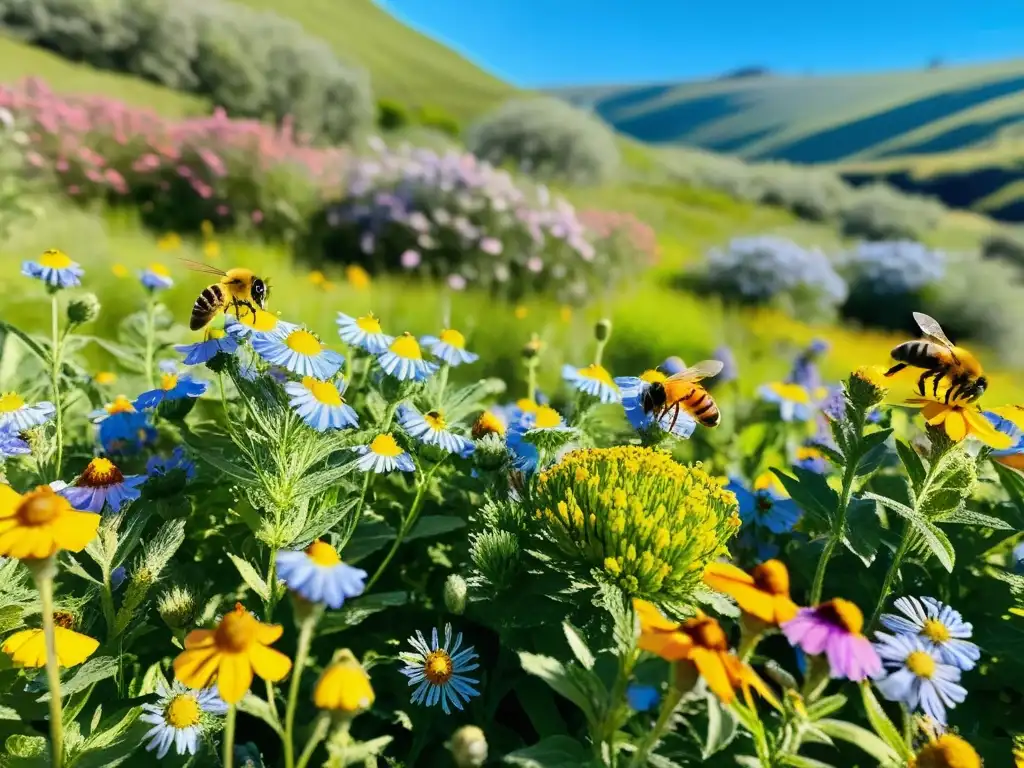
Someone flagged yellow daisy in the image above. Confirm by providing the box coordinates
[0,485,100,560]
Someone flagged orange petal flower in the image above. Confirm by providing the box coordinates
[0,485,100,560]
[173,603,292,704]
[703,560,800,625]
[905,398,1012,449]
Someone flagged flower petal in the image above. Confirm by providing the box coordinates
[249,644,292,683]
[216,653,254,704]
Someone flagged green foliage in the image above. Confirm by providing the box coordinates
[839,183,945,241]
[376,98,409,131]
[414,104,460,137]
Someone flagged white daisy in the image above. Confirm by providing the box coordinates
[140,680,226,759]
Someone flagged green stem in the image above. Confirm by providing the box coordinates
[144,294,156,389]
[868,524,914,630]
[100,574,116,640]
[627,684,682,768]
[223,704,236,768]
[594,339,607,368]
[381,400,401,432]
[436,364,450,400]
[295,715,330,768]
[283,608,320,768]
[50,294,64,480]
[526,361,538,403]
[35,567,63,768]
[342,473,373,548]
[737,622,766,663]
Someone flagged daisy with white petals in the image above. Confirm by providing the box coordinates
[377,333,439,382]
[252,328,344,379]
[353,433,415,473]
[562,363,620,404]
[420,329,479,366]
[398,404,474,457]
[140,680,226,759]
[284,377,359,432]
[879,596,980,671]
[337,312,394,354]
[0,392,56,432]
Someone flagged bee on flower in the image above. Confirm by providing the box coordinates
[562,363,620,404]
[22,249,83,289]
[398,404,474,457]
[0,425,30,459]
[420,329,479,366]
[0,391,56,432]
[353,433,415,473]
[140,680,226,759]
[284,377,359,431]
[225,310,299,340]
[377,333,439,382]
[337,312,394,354]
[615,370,696,439]
[59,457,147,514]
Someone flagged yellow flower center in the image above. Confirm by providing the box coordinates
[370,434,403,457]
[0,392,26,412]
[921,618,951,643]
[208,328,226,341]
[105,395,135,414]
[640,369,667,384]
[438,329,466,349]
[753,472,786,496]
[516,398,539,414]
[533,406,562,429]
[306,540,341,567]
[473,411,505,438]
[239,308,279,331]
[215,605,257,652]
[148,263,171,277]
[796,446,822,461]
[577,364,616,388]
[80,458,124,487]
[39,249,72,269]
[424,410,447,431]
[424,649,453,685]
[767,382,812,405]
[682,615,729,651]
[161,373,179,391]
[166,694,201,729]
[389,333,422,360]
[817,598,864,635]
[302,377,342,406]
[752,560,790,596]
[907,650,937,678]
[915,734,981,768]
[286,330,323,356]
[16,487,71,526]
[355,313,382,333]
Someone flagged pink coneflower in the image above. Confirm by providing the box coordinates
[782,599,881,681]
[400,249,421,269]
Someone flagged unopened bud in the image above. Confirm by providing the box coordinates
[449,725,488,768]
[473,433,509,471]
[594,318,612,342]
[521,334,543,362]
[848,365,889,409]
[67,293,101,325]
[157,586,196,630]
[470,529,521,590]
[443,574,467,615]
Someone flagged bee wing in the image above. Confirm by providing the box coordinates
[178,257,228,277]
[913,312,955,350]
[664,359,724,384]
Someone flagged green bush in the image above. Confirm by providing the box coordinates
[415,104,459,137]
[377,98,409,131]
[982,230,1024,270]
[839,183,945,241]
[121,0,199,91]
[189,4,267,115]
[466,97,620,185]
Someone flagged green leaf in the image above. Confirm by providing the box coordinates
[860,683,913,761]
[703,691,738,758]
[780,756,835,768]
[0,321,50,366]
[191,447,258,484]
[37,657,118,702]
[0,605,25,634]
[293,460,357,500]
[596,582,637,656]
[816,719,901,765]
[993,463,1024,527]
[561,622,595,670]
[915,520,956,572]
[855,430,893,477]
[406,515,466,540]
[771,467,838,527]
[516,678,569,738]
[895,440,926,495]
[342,518,395,563]
[226,553,271,601]
[318,592,408,636]
[842,497,883,566]
[937,507,1013,529]
[503,736,592,768]
[292,499,358,548]
[62,555,102,586]
[326,734,393,766]
[237,693,283,737]
[804,693,847,720]
[518,653,596,721]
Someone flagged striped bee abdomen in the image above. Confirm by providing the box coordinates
[681,387,721,427]
[189,283,227,331]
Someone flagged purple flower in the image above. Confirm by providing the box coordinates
[400,249,421,269]
[479,237,503,255]
[661,356,686,376]
[782,600,882,681]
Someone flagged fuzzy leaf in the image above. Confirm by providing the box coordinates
[816,719,901,765]
[406,515,466,540]
[503,735,592,768]
[938,507,1014,529]
[226,553,271,601]
[860,683,913,761]
[562,622,595,670]
[292,460,357,500]
[895,440,926,495]
[63,555,102,586]
[771,467,838,527]
[915,520,956,572]
[842,497,883,566]
[596,582,637,656]
[237,693,283,737]
[518,653,596,721]
[191,447,257,484]
[703,691,738,757]
[37,657,118,702]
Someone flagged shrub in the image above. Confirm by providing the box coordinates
[703,236,848,318]
[304,140,652,304]
[839,183,945,241]
[466,97,620,185]
[121,0,199,91]
[981,230,1024,270]
[188,3,265,114]
[415,104,460,137]
[838,240,946,329]
[749,163,849,221]
[377,99,410,131]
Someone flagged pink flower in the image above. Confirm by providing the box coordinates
[251,209,264,224]
[447,274,467,291]
[67,185,80,195]
[527,256,544,273]
[782,599,882,682]
[400,249,421,269]
[479,237,503,256]
[216,204,230,216]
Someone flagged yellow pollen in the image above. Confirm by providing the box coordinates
[907,650,937,678]
[438,329,466,349]
[423,649,453,685]
[355,313,382,333]
[80,458,124,487]
[640,369,667,384]
[302,377,342,406]
[215,604,257,652]
[306,540,342,566]
[16,487,71,526]
[166,695,201,729]
[424,410,447,430]
[286,330,323,356]
[38,249,72,269]
[0,392,26,412]
[819,598,865,635]
[389,333,422,360]
[915,734,981,768]
[105,395,135,414]
[239,308,278,332]
[160,373,179,391]
[922,618,951,643]
[577,364,617,389]
[95,372,117,385]
[516,398,539,414]
[473,411,505,438]
[370,434,403,457]
[207,328,226,341]
[148,263,171,277]
[533,406,562,429]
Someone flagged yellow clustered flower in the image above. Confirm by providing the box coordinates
[532,446,739,600]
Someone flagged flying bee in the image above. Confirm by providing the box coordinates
[179,259,271,331]
[885,312,987,403]
[642,359,725,432]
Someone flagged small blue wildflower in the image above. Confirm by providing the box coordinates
[284,377,359,432]
[0,392,56,432]
[377,333,439,382]
[337,312,393,354]
[420,329,479,366]
[879,596,980,672]
[872,634,965,726]
[353,433,415,473]
[251,327,344,379]
[60,457,147,514]
[661,356,686,375]
[627,684,660,712]
[135,373,208,410]
[174,332,239,366]
[140,263,174,291]
[147,447,196,482]
[110,566,127,590]
[506,405,571,473]
[0,425,30,458]
[400,623,480,715]
[22,249,83,289]
[276,540,367,609]
[562,363,620,404]
[398,404,474,457]
[728,473,801,534]
[759,382,816,422]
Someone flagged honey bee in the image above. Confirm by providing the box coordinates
[642,359,724,431]
[180,259,270,331]
[885,312,987,403]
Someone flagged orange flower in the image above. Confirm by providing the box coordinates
[633,599,778,708]
[703,560,800,625]
[173,603,292,704]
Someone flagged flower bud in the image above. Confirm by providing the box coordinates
[157,586,196,630]
[157,396,197,422]
[443,574,468,615]
[448,725,488,768]
[470,529,521,590]
[473,433,509,471]
[521,334,544,362]
[594,318,612,342]
[67,293,101,325]
[314,649,374,716]
[847,365,888,410]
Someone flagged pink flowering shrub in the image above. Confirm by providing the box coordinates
[3,78,347,240]
[304,141,652,304]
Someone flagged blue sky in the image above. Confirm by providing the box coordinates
[378,0,1024,86]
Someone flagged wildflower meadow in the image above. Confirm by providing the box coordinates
[0,246,1022,768]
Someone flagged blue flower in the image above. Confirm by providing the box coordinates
[92,396,156,454]
[661,356,686,375]
[879,596,980,672]
[562,363,620,404]
[420,329,479,366]
[284,377,359,432]
[795,445,829,474]
[986,411,1024,471]
[147,447,196,482]
[759,382,816,422]
[398,404,474,457]
[729,473,801,534]
[873,634,966,726]
[140,263,174,291]
[506,405,571,473]
[174,332,239,366]
[110,566,127,590]
[135,373,208,410]
[252,328,344,379]
[841,240,945,297]
[627,684,660,712]
[337,312,393,354]
[0,426,30,458]
[353,433,415,473]
[22,249,83,289]
[276,540,367,609]
[787,340,828,391]
[821,386,846,421]
[1014,540,1024,574]
[377,333,439,382]
[60,457,147,513]
[400,623,480,714]
[0,392,56,432]
[615,374,696,439]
